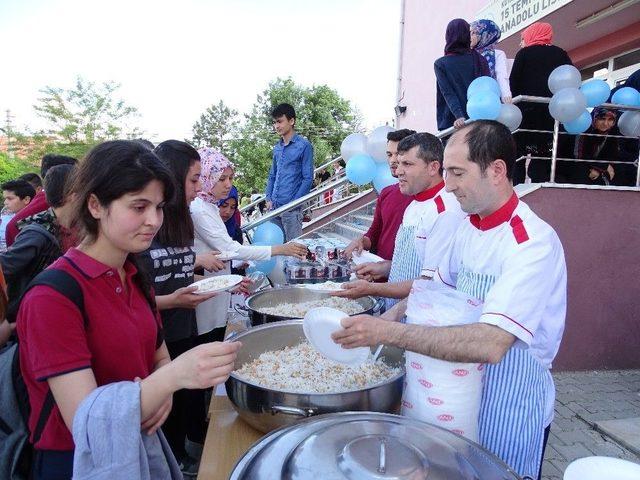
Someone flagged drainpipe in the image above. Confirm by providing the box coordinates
[395,0,406,124]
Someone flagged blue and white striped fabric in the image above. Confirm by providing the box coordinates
[456,267,549,478]
[385,225,422,310]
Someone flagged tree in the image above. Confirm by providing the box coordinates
[229,77,362,194]
[0,152,36,184]
[190,100,239,154]
[33,77,142,144]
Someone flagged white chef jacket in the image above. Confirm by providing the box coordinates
[414,186,466,274]
[436,192,567,476]
[437,193,567,369]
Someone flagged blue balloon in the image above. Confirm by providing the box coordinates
[247,241,277,274]
[372,162,397,193]
[580,80,610,108]
[467,92,501,120]
[562,110,591,134]
[252,221,284,245]
[346,154,376,186]
[467,76,501,99]
[612,87,640,107]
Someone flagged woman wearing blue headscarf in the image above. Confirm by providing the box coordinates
[470,19,512,103]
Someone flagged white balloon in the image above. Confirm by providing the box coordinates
[496,104,523,132]
[366,125,396,163]
[548,65,582,94]
[549,88,587,123]
[340,133,368,162]
[618,111,640,137]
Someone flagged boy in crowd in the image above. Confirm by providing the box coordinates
[2,179,35,215]
[1,165,76,322]
[5,154,76,247]
[265,103,314,241]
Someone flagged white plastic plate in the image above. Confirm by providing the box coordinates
[192,274,243,295]
[216,251,239,261]
[304,281,345,292]
[303,307,370,366]
[351,251,384,266]
[564,456,640,480]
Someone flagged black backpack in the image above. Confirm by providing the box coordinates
[0,268,87,480]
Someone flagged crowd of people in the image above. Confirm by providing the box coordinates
[0,135,307,479]
[435,19,639,187]
[0,16,637,480]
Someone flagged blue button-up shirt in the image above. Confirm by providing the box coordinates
[265,133,314,208]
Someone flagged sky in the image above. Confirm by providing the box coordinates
[0,0,401,142]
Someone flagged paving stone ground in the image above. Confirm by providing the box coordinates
[542,370,640,479]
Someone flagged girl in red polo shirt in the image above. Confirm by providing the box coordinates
[17,140,240,480]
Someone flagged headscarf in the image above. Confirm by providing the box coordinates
[197,147,235,204]
[444,18,490,78]
[217,186,239,237]
[445,18,472,55]
[470,19,501,78]
[574,108,618,162]
[522,22,553,47]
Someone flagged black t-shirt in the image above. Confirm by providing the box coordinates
[138,240,197,343]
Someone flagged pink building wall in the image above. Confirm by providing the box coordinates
[395,0,486,134]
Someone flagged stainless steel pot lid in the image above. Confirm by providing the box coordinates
[230,412,521,480]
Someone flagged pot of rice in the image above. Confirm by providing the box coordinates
[225,320,404,433]
[242,285,382,327]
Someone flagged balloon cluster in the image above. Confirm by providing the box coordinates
[247,222,284,274]
[340,126,399,192]
[466,76,522,131]
[548,65,640,137]
[612,88,640,138]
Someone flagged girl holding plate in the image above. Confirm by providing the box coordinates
[190,147,308,344]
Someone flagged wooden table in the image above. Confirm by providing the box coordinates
[198,316,263,479]
[197,393,263,479]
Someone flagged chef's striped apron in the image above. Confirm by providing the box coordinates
[456,266,552,479]
[385,225,423,310]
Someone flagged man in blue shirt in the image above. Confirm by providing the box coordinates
[265,103,314,241]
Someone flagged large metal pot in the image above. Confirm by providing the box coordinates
[230,412,522,479]
[225,320,404,433]
[241,285,382,326]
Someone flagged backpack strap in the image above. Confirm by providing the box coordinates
[21,267,87,444]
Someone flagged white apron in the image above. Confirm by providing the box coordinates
[385,225,422,310]
[401,279,484,441]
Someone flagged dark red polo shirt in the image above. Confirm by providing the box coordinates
[17,248,162,451]
[364,183,412,261]
[5,190,48,247]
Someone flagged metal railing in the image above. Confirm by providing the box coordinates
[241,176,350,232]
[436,95,640,187]
[239,155,345,214]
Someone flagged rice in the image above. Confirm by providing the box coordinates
[234,342,401,393]
[257,297,363,318]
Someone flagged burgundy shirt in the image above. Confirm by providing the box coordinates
[17,248,162,450]
[364,183,413,261]
[5,190,48,247]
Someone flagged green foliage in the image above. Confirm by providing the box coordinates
[33,77,142,144]
[0,152,37,184]
[190,100,240,154]
[208,77,362,195]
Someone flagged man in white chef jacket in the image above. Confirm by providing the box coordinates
[334,132,465,307]
[333,120,567,480]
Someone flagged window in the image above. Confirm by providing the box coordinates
[613,48,640,71]
[580,62,608,81]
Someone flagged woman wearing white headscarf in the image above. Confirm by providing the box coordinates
[190,147,307,341]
